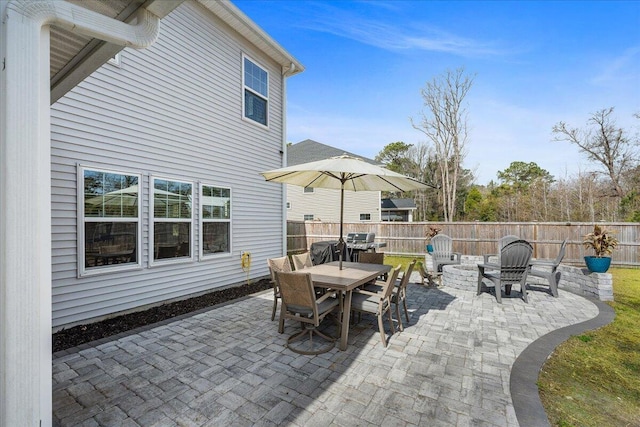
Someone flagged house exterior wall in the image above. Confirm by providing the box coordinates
[286,186,381,223]
[50,1,289,329]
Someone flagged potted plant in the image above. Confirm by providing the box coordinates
[583,224,618,273]
[425,226,441,254]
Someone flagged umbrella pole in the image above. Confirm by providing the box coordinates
[338,183,345,269]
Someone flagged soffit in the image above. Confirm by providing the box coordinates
[50,0,183,103]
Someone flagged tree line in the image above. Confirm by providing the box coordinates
[376,69,640,222]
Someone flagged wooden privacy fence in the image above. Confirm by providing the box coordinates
[287,221,640,267]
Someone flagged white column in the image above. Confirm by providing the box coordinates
[0,2,161,425]
[1,3,51,424]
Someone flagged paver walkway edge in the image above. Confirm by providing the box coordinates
[510,294,615,427]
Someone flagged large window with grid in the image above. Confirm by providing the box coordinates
[152,177,193,262]
[201,185,231,257]
[243,55,269,126]
[80,167,140,273]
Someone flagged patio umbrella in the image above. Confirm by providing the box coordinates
[261,154,433,269]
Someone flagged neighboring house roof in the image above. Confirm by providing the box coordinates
[381,198,417,210]
[287,139,381,166]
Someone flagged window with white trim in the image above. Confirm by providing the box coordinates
[81,168,140,273]
[304,214,314,221]
[243,55,268,126]
[286,202,291,209]
[360,213,372,221]
[201,185,231,256]
[152,177,193,262]
[303,187,314,193]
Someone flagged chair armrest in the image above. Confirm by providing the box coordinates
[353,289,378,297]
[478,263,500,270]
[316,290,339,304]
[530,259,557,267]
[483,254,497,263]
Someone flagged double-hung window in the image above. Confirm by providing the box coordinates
[243,55,269,126]
[201,185,231,257]
[152,177,193,262]
[80,168,140,274]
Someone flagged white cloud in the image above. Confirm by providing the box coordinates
[293,2,508,57]
[590,45,640,85]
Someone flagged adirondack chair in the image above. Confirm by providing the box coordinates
[477,240,533,303]
[483,235,519,263]
[528,238,568,297]
[430,234,461,274]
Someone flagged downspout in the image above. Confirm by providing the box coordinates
[0,1,159,426]
[280,62,296,256]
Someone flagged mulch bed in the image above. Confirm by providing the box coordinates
[53,278,272,353]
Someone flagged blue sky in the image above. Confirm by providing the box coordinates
[235,1,640,185]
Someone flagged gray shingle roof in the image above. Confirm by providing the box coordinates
[381,198,416,209]
[287,139,381,166]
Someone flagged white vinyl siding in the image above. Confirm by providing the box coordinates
[50,1,288,329]
[286,185,381,223]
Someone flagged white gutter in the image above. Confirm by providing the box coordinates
[280,62,297,255]
[0,1,160,425]
[199,0,304,76]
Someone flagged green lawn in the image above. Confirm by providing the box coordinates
[538,268,640,427]
[383,254,421,271]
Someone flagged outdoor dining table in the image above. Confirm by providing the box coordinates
[300,261,391,351]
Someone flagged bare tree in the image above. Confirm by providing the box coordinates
[552,107,639,198]
[411,67,474,222]
[407,143,440,220]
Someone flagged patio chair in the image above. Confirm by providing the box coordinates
[275,271,342,355]
[358,252,384,264]
[291,252,313,271]
[430,234,461,274]
[267,256,292,321]
[483,235,519,263]
[528,238,568,297]
[357,252,386,281]
[350,265,402,347]
[477,240,533,303]
[365,259,417,331]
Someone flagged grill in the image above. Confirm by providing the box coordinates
[346,232,387,260]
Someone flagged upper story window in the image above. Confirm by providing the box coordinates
[243,55,269,127]
[303,214,314,221]
[201,185,231,257]
[303,187,314,193]
[80,167,140,274]
[152,177,193,263]
[360,213,372,221]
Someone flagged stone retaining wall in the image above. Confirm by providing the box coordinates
[430,254,614,301]
[555,265,613,301]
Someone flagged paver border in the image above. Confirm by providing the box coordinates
[510,293,615,426]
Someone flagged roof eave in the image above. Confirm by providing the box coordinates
[198,0,304,76]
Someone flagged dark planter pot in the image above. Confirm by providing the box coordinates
[584,256,612,273]
[426,244,433,254]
